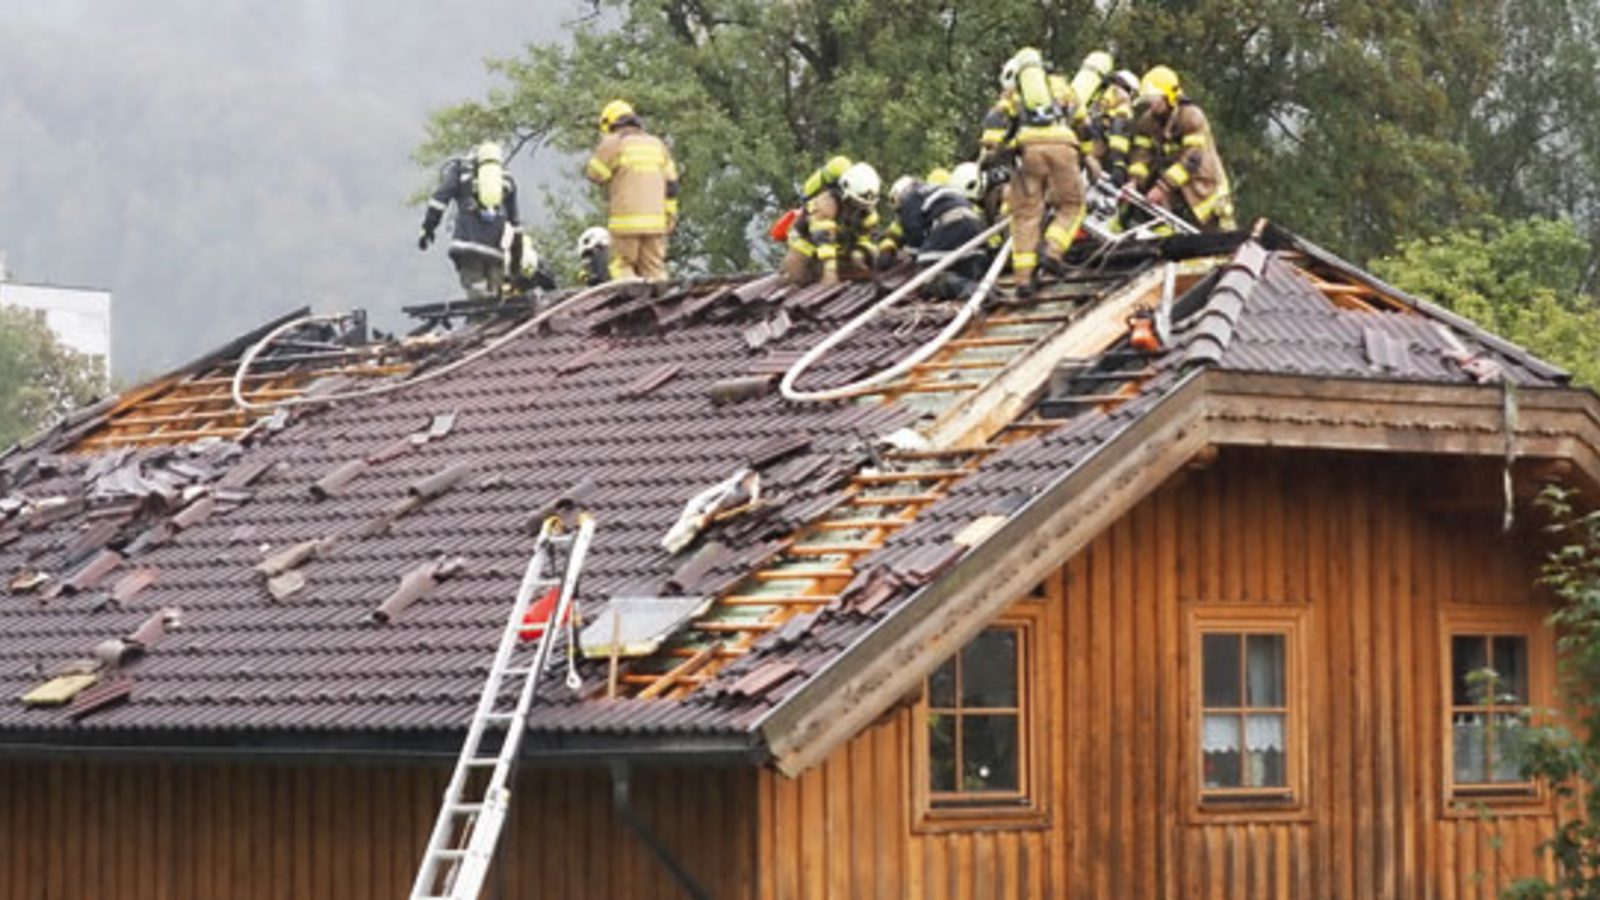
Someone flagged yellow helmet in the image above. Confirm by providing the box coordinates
[599,99,636,133]
[1140,66,1181,107]
[926,166,952,186]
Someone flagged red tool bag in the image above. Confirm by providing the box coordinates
[769,208,800,242]
[517,587,566,642]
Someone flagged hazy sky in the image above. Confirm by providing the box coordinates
[0,0,583,377]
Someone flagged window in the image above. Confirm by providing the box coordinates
[927,626,1024,803]
[913,606,1045,829]
[1441,608,1549,804]
[1189,606,1308,818]
[1202,632,1289,795]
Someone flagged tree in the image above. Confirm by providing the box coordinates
[1499,487,1600,898]
[0,306,106,449]
[420,0,1600,277]
[1370,217,1600,388]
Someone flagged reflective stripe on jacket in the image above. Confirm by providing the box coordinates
[586,126,679,236]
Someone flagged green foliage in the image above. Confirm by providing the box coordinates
[423,0,1600,275]
[0,306,106,450]
[1499,487,1600,898]
[1371,217,1600,388]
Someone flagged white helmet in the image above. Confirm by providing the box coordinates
[839,162,881,207]
[577,226,610,255]
[950,162,982,202]
[888,175,916,208]
[999,56,1021,91]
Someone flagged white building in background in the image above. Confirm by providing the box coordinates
[0,279,113,381]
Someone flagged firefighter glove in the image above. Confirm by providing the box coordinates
[418,228,435,251]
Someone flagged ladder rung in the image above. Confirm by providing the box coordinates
[451,803,485,814]
[946,336,1034,348]
[985,312,1077,325]
[694,620,779,633]
[1049,393,1133,404]
[430,849,468,859]
[482,712,519,723]
[463,757,500,767]
[751,567,853,581]
[852,470,966,483]
[814,518,907,530]
[722,594,839,606]
[783,543,878,556]
[846,493,943,506]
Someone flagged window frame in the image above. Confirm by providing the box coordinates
[1438,605,1553,815]
[912,602,1048,831]
[1186,604,1312,823]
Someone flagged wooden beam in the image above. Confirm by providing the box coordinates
[925,258,1219,451]
[636,643,720,699]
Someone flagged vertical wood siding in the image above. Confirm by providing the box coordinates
[759,451,1563,899]
[0,758,754,900]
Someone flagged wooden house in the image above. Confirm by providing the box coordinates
[1,224,1597,899]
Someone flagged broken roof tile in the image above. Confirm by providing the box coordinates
[408,462,473,500]
[170,494,216,530]
[709,375,774,406]
[60,549,123,596]
[747,433,812,471]
[310,459,369,499]
[719,661,799,700]
[371,557,463,624]
[110,567,160,605]
[619,362,681,398]
[558,343,611,375]
[67,677,132,720]
[664,540,731,595]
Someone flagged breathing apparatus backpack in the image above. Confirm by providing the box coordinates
[1015,57,1062,127]
[473,143,506,213]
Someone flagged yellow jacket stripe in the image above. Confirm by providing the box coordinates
[609,213,670,233]
[585,157,613,182]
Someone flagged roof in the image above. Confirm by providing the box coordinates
[0,223,1591,765]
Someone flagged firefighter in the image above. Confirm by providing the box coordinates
[781,160,881,287]
[1127,66,1236,231]
[1062,51,1114,183]
[418,141,520,299]
[505,228,557,295]
[576,227,611,287]
[585,100,679,282]
[982,48,1086,297]
[880,175,989,299]
[1092,70,1140,188]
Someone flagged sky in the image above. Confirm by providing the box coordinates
[0,0,584,379]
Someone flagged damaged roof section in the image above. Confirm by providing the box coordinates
[0,224,1577,751]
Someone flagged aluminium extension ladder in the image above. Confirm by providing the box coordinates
[409,514,597,900]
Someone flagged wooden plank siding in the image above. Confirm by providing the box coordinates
[759,450,1565,899]
[0,758,755,900]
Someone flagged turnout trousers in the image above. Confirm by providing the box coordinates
[609,232,669,282]
[1006,142,1085,283]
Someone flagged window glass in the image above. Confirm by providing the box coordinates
[1202,714,1242,788]
[960,714,1020,792]
[1246,634,1285,707]
[928,712,956,792]
[1202,633,1241,707]
[928,658,957,709]
[961,630,1018,708]
[1492,637,1528,705]
[1452,635,1488,705]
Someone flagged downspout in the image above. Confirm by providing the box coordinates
[608,761,716,900]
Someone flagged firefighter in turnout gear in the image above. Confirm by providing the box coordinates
[781,160,881,287]
[982,48,1087,297]
[881,175,989,299]
[1091,70,1140,188]
[419,141,521,299]
[576,227,611,287]
[585,100,680,282]
[1128,66,1236,231]
[505,228,558,295]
